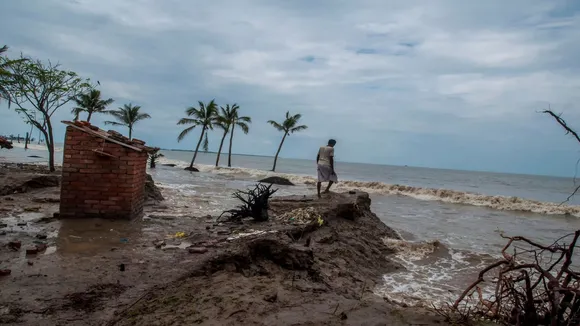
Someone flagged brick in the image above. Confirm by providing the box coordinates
[61,126,148,220]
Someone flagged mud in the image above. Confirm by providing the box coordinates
[0,169,60,196]
[109,193,443,326]
[0,164,444,325]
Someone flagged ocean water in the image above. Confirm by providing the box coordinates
[3,144,580,306]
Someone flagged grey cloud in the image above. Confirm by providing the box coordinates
[1,0,579,176]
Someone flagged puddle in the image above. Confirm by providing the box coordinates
[0,212,45,233]
[56,218,144,255]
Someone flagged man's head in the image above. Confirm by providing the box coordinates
[328,139,337,147]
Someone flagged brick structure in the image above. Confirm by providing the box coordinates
[59,121,156,219]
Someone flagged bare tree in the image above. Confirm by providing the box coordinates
[443,110,580,326]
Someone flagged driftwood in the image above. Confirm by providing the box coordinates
[445,231,580,325]
[218,183,278,222]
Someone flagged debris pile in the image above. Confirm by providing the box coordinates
[276,207,322,225]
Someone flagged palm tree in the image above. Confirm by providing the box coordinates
[214,105,233,167]
[227,104,251,167]
[214,104,252,167]
[267,111,307,172]
[104,103,151,139]
[71,89,114,122]
[177,100,218,168]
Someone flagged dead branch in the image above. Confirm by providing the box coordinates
[543,110,580,144]
[450,230,580,325]
[543,109,580,204]
[217,183,278,222]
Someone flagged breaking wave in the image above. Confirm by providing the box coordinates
[376,237,497,307]
[157,157,580,218]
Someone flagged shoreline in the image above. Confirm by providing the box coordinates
[157,157,580,218]
[4,145,579,217]
[0,163,447,325]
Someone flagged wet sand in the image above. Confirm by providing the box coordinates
[0,163,447,325]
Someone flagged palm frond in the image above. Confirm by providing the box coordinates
[238,116,252,123]
[290,125,308,133]
[135,113,151,121]
[105,110,124,119]
[238,122,250,134]
[177,118,201,125]
[104,121,126,127]
[268,120,285,132]
[177,125,195,142]
[185,106,204,118]
[105,103,150,132]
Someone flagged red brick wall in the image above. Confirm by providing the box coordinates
[59,126,149,219]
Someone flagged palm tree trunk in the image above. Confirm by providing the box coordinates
[272,132,287,172]
[228,123,235,167]
[215,129,228,167]
[190,127,206,168]
[87,111,93,122]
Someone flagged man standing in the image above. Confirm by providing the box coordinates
[317,139,337,198]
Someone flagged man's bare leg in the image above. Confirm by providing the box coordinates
[317,182,322,198]
[324,181,334,193]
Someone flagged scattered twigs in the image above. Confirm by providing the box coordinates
[217,183,278,222]
[448,230,580,325]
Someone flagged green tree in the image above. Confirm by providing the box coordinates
[267,111,307,172]
[1,54,90,171]
[0,45,27,104]
[104,103,150,139]
[227,104,251,167]
[0,45,11,102]
[177,100,218,168]
[71,88,114,122]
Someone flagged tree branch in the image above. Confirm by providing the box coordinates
[543,110,580,144]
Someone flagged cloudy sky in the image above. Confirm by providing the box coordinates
[1,0,579,177]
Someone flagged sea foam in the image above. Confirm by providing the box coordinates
[157,157,580,218]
